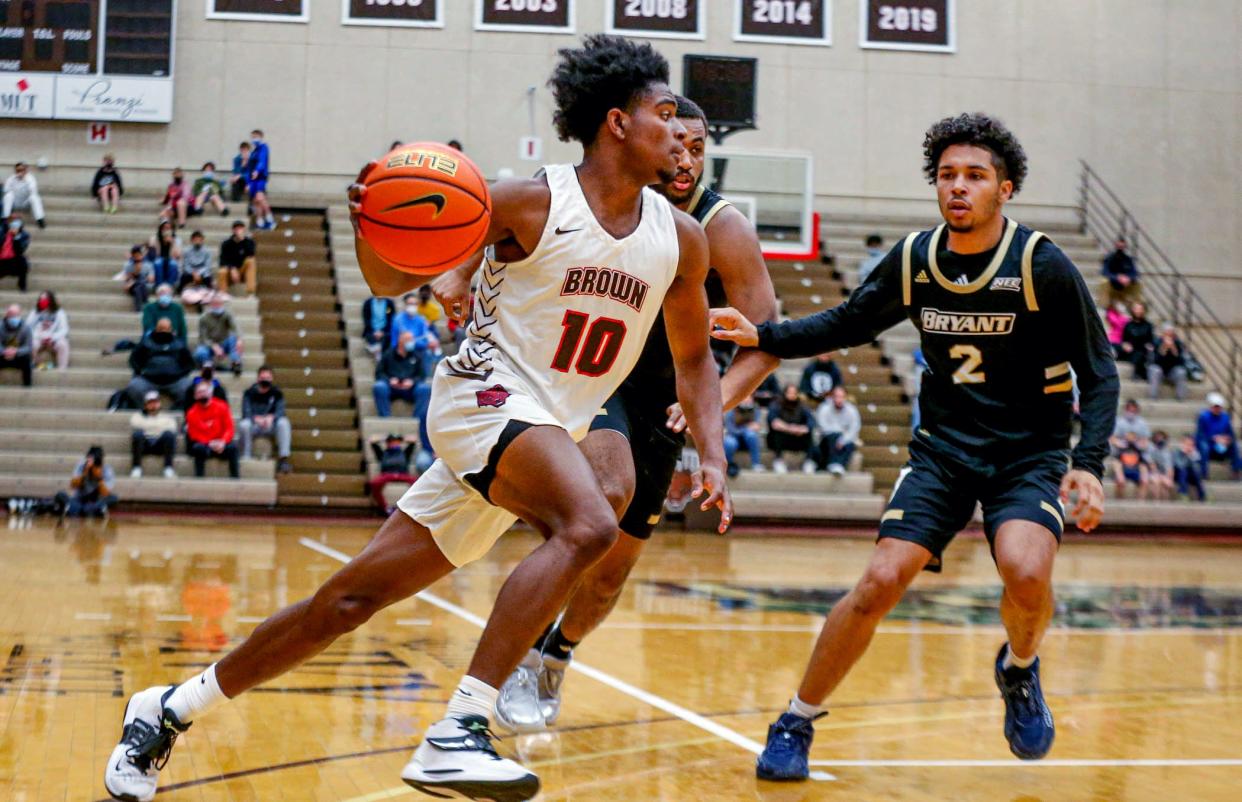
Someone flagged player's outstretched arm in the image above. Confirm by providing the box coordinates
[348,166,550,299]
[665,212,732,532]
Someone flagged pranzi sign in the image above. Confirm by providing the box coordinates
[55,76,174,122]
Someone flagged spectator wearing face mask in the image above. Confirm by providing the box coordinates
[184,362,228,408]
[416,284,444,333]
[55,447,117,518]
[768,384,816,474]
[121,245,154,311]
[142,284,187,340]
[185,381,239,478]
[160,167,191,227]
[129,391,178,479]
[857,234,885,287]
[147,219,183,288]
[2,162,45,228]
[230,142,251,203]
[366,433,420,513]
[0,215,30,291]
[799,353,844,403]
[25,290,68,370]
[1145,430,1175,501]
[1119,301,1155,381]
[219,221,257,296]
[0,303,32,386]
[240,365,292,474]
[1195,392,1242,480]
[723,394,763,477]
[812,386,861,476]
[178,230,215,296]
[390,292,438,354]
[124,318,195,408]
[1105,301,1129,359]
[1173,434,1207,501]
[91,154,123,213]
[1149,324,1189,401]
[195,296,242,375]
[246,129,274,230]
[191,162,229,217]
[362,295,396,359]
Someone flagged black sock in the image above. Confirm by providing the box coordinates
[532,620,557,652]
[542,624,579,661]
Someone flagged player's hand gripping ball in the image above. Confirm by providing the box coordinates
[356,142,492,275]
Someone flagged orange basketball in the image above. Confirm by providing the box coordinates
[358,142,492,275]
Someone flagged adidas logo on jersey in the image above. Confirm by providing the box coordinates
[990,277,1022,292]
[953,274,970,286]
[921,308,1016,335]
[915,270,931,283]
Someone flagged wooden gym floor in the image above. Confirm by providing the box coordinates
[1,516,1240,801]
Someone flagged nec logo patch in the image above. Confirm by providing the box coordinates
[476,385,511,408]
[990,277,1022,292]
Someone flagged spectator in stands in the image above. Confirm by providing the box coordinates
[1102,237,1139,304]
[1105,301,1129,359]
[25,291,68,370]
[160,168,191,227]
[230,142,251,203]
[390,292,437,353]
[125,318,195,408]
[857,234,884,287]
[1120,301,1155,380]
[1149,324,1189,400]
[1110,399,1151,454]
[767,384,816,474]
[178,230,215,298]
[129,391,177,479]
[91,154,123,213]
[240,365,292,474]
[813,386,861,476]
[56,446,117,518]
[219,221,257,296]
[447,139,463,152]
[1196,392,1242,480]
[1112,431,1150,499]
[1174,434,1207,501]
[362,295,396,360]
[148,219,183,288]
[121,245,153,311]
[1145,430,1175,501]
[374,331,431,420]
[142,284,188,341]
[2,162,45,228]
[366,433,420,514]
[0,214,30,291]
[186,362,228,407]
[0,303,32,386]
[753,373,781,412]
[185,381,239,479]
[799,353,843,403]
[191,162,229,217]
[723,394,763,477]
[246,129,274,230]
[195,296,242,375]
[416,284,444,335]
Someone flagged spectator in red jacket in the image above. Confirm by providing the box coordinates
[185,381,238,478]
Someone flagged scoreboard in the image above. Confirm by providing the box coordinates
[0,0,175,123]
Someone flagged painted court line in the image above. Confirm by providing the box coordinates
[295,537,811,777]
[602,621,1242,637]
[809,758,1242,768]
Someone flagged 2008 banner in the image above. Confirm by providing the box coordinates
[606,0,703,40]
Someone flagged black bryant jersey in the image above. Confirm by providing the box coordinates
[756,218,1119,477]
[618,184,732,420]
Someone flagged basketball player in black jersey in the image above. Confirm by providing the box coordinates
[436,96,779,732]
[713,113,1119,777]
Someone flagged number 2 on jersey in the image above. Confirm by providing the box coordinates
[551,310,627,377]
[949,344,985,384]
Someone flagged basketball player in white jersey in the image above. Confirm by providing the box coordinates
[104,35,729,802]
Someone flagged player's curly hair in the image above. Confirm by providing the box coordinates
[549,34,670,146]
[675,95,709,128]
[922,113,1027,195]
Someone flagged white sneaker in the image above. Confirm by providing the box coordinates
[494,650,546,733]
[828,463,846,477]
[801,459,817,474]
[130,467,142,478]
[751,463,767,473]
[539,654,568,725]
[401,716,540,802]
[162,467,177,479]
[103,685,188,802]
[773,459,788,474]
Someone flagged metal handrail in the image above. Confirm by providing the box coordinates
[1078,160,1242,412]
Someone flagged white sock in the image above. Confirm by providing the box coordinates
[787,694,825,720]
[164,663,229,724]
[444,675,499,724]
[1003,645,1036,671]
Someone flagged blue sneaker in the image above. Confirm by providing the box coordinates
[994,644,1055,760]
[756,711,825,781]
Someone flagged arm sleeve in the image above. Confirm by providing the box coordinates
[1040,243,1120,478]
[220,407,235,443]
[844,406,862,443]
[273,392,286,419]
[757,246,908,359]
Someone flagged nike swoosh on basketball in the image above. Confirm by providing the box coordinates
[554,226,582,235]
[381,193,447,218]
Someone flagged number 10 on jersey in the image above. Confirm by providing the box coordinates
[551,310,628,377]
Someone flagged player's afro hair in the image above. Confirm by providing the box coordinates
[922,113,1028,195]
[675,95,709,128]
[549,34,670,146]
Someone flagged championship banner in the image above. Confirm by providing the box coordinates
[606,0,704,40]
[859,0,954,52]
[734,0,831,46]
[343,0,443,28]
[207,0,308,23]
[475,0,573,33]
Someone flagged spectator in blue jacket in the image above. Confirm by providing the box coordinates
[362,296,396,359]
[246,130,274,230]
[1195,392,1242,480]
[389,293,438,354]
[230,142,250,203]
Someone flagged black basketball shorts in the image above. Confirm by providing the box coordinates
[589,391,684,540]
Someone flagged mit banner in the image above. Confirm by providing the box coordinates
[343,0,443,27]
[606,0,704,40]
[475,0,573,33]
[860,0,954,52]
[735,0,831,46]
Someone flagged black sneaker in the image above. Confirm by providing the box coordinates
[994,643,1055,759]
